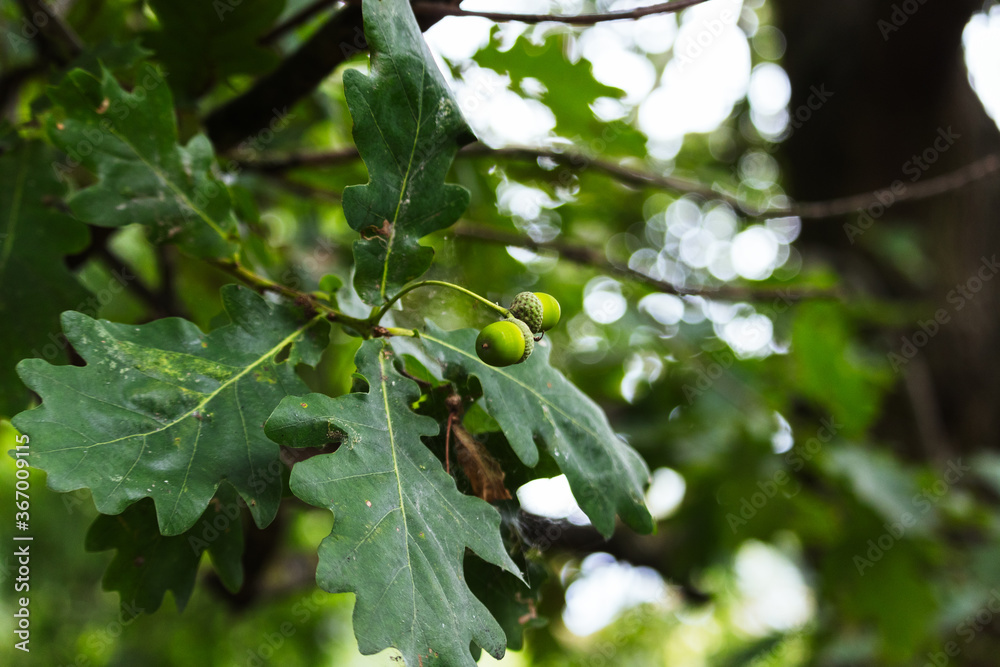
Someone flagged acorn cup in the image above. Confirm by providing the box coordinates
[509,292,544,334]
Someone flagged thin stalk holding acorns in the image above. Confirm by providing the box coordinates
[210,260,507,341]
[369,280,511,326]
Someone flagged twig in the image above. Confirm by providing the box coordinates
[479,145,733,204]
[405,0,710,24]
[154,244,187,318]
[240,168,832,302]
[236,146,360,172]
[451,224,827,302]
[209,1,474,152]
[238,143,723,198]
[206,258,373,333]
[94,245,177,318]
[215,0,707,152]
[209,258,320,305]
[457,147,1000,218]
[238,145,1000,220]
[261,173,343,203]
[237,143,735,203]
[205,4,366,153]
[786,153,1000,218]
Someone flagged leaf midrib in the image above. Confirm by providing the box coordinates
[104,125,229,242]
[377,346,418,631]
[66,73,230,247]
[44,314,325,454]
[378,54,427,302]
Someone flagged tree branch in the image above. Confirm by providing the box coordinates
[235,144,729,205]
[154,244,187,318]
[237,165,824,302]
[235,146,360,172]
[97,249,165,314]
[260,173,343,203]
[405,0,710,24]
[451,224,826,302]
[204,4,366,153]
[787,152,1000,218]
[66,225,194,319]
[205,257,373,333]
[238,145,1000,221]
[206,1,457,153]
[206,0,707,152]
[208,258,325,308]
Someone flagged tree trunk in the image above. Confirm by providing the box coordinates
[772,0,1000,458]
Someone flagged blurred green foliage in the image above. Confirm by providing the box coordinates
[2,0,998,666]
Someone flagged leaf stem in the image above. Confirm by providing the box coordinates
[383,327,418,337]
[372,280,510,325]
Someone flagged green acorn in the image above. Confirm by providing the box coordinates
[476,320,526,367]
[533,292,561,331]
[506,317,535,363]
[509,292,544,334]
